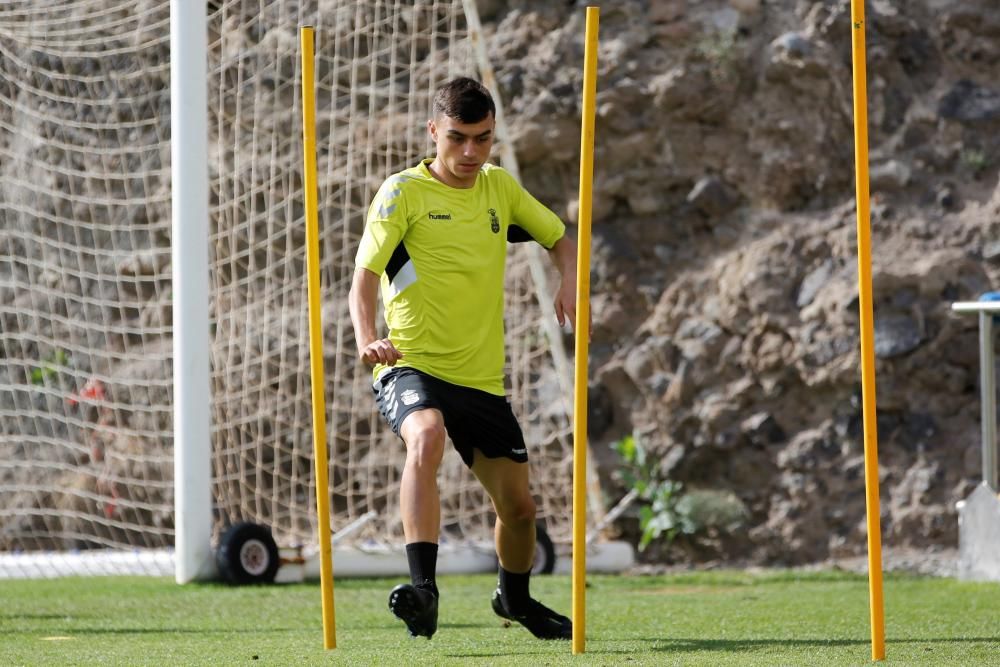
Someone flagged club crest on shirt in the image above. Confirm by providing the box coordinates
[488,208,499,233]
[400,389,420,406]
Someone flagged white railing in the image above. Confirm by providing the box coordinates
[951,298,1000,491]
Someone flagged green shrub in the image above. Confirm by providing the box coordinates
[612,434,748,551]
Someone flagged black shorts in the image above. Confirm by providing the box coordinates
[372,367,527,468]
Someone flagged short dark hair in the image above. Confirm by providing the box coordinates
[432,77,495,123]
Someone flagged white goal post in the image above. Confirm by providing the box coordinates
[0,0,615,581]
[171,0,214,583]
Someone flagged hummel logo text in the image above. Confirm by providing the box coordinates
[428,212,452,220]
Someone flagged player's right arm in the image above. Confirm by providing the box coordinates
[349,267,403,366]
[351,175,411,367]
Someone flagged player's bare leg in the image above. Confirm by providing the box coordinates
[388,408,446,639]
[471,453,571,640]
[400,409,446,543]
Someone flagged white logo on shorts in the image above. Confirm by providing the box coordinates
[401,389,420,406]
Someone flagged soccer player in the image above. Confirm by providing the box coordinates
[349,77,581,640]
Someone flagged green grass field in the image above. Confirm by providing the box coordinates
[1,571,998,665]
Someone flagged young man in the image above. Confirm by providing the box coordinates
[348,77,580,641]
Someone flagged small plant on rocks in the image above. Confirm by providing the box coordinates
[612,434,749,551]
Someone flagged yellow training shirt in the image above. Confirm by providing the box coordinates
[355,159,565,395]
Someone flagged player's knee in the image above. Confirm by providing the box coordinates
[404,423,446,470]
[497,494,536,527]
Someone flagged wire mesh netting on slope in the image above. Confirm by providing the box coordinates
[0,0,577,572]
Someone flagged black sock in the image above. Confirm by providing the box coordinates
[498,566,530,611]
[405,542,438,596]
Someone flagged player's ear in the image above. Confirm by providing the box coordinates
[427,118,437,141]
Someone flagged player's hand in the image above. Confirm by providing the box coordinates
[554,278,592,339]
[359,338,403,366]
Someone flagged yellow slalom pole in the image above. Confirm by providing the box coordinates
[300,25,337,651]
[572,6,599,657]
[849,3,885,661]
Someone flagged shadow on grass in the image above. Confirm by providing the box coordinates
[366,621,495,632]
[38,627,304,636]
[444,636,1000,659]
[615,636,1000,654]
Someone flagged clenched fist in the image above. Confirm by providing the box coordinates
[359,338,403,366]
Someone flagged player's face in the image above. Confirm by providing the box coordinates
[427,113,495,188]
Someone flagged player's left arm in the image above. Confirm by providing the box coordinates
[501,169,590,333]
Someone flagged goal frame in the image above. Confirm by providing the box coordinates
[165,0,604,583]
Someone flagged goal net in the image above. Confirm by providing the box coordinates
[0,0,579,578]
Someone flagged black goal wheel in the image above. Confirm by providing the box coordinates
[533,525,556,575]
[216,522,280,585]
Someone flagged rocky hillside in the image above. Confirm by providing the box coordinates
[2,0,997,564]
[480,0,1000,563]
